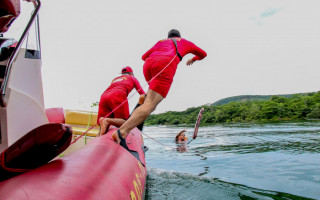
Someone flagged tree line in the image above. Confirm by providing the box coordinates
[145,92,320,125]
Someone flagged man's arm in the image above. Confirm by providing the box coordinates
[190,46,207,61]
[132,77,145,95]
[184,40,207,66]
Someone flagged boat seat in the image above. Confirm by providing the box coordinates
[65,110,99,137]
[45,108,99,137]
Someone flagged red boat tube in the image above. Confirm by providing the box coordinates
[0,126,147,200]
[0,123,72,181]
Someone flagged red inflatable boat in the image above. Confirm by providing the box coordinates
[0,126,147,200]
[0,0,147,199]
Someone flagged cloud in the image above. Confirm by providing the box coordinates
[249,7,283,26]
[260,7,283,18]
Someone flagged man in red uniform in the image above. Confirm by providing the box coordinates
[97,66,145,135]
[112,29,207,147]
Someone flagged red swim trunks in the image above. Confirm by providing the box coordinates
[143,57,178,98]
[97,91,129,121]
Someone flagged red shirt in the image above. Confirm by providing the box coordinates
[105,75,145,97]
[142,37,207,63]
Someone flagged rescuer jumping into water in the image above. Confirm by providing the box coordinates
[111,29,207,150]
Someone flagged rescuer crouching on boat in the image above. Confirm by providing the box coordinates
[98,94,146,136]
[97,67,145,136]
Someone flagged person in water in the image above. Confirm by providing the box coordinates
[111,29,207,148]
[176,129,188,143]
[97,66,145,136]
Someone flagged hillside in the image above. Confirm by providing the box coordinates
[145,91,320,125]
[211,93,308,106]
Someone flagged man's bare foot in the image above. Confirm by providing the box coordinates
[98,117,110,137]
[112,131,120,144]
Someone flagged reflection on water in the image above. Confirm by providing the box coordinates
[143,121,320,199]
[176,142,188,153]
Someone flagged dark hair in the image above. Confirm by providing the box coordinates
[168,29,181,38]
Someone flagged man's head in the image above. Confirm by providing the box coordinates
[179,133,186,141]
[168,29,181,38]
[122,66,133,75]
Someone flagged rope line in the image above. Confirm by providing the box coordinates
[71,54,178,145]
[141,132,175,150]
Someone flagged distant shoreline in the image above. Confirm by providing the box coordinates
[145,91,320,125]
[145,119,320,127]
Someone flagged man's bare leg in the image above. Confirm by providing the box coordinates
[112,89,164,143]
[98,117,126,137]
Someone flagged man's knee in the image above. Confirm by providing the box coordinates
[138,101,156,115]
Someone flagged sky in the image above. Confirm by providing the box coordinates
[8,0,320,114]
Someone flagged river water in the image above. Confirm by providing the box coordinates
[142,121,320,200]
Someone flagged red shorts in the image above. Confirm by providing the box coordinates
[143,57,178,98]
[97,91,129,123]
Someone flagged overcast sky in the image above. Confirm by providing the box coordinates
[12,0,320,114]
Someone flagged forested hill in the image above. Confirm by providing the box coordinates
[145,91,320,125]
[212,94,304,106]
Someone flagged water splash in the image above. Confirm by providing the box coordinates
[145,168,312,200]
